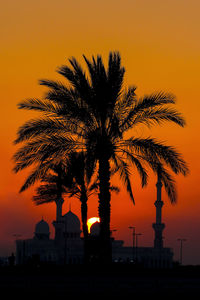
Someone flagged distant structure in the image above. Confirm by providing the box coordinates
[111,172,173,268]
[16,209,84,265]
[153,172,165,249]
[15,175,173,268]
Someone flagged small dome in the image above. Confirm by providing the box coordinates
[62,210,81,233]
[90,222,100,236]
[35,219,50,235]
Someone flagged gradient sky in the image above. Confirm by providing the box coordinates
[0,0,200,265]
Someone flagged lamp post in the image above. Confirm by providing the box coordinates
[128,226,135,262]
[177,238,187,265]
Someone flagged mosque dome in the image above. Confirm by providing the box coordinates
[62,210,81,233]
[35,219,50,235]
[90,222,100,236]
[34,219,50,240]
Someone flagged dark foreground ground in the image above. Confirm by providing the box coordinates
[0,264,200,297]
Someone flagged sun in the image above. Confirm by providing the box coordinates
[87,217,100,233]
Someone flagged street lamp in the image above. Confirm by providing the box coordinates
[128,226,135,261]
[177,238,187,265]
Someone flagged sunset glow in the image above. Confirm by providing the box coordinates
[87,217,100,234]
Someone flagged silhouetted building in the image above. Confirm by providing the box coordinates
[15,175,173,268]
[16,210,84,265]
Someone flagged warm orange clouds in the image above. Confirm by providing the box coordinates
[0,0,200,264]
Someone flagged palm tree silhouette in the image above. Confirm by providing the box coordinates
[13,150,95,240]
[14,51,189,263]
[31,162,71,219]
[31,154,96,263]
[62,151,97,240]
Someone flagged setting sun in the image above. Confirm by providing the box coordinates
[87,217,100,233]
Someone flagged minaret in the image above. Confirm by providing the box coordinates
[152,171,165,249]
[56,197,64,222]
[53,197,65,244]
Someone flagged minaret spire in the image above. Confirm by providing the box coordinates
[53,197,65,244]
[56,197,64,221]
[152,171,165,249]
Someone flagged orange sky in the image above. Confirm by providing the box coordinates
[0,0,200,264]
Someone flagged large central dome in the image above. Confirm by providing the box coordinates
[34,219,50,240]
[62,210,81,233]
[35,219,50,235]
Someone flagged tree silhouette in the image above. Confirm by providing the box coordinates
[62,151,96,240]
[31,153,96,263]
[31,162,71,219]
[14,51,189,263]
[13,150,95,240]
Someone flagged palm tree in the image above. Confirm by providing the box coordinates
[62,151,96,240]
[31,154,95,263]
[13,149,95,240]
[13,148,97,262]
[31,162,72,221]
[14,51,189,263]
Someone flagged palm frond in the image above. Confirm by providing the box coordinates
[58,57,92,102]
[123,107,185,130]
[17,98,58,115]
[39,79,69,93]
[19,164,48,192]
[135,157,177,203]
[107,51,125,104]
[160,168,177,204]
[119,93,185,133]
[137,92,176,108]
[57,63,77,87]
[124,137,189,176]
[111,155,135,203]
[14,117,78,144]
[84,53,122,121]
[115,86,136,116]
[117,148,148,187]
[33,182,67,205]
[13,134,81,173]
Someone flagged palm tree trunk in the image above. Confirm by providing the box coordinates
[80,184,89,263]
[98,155,112,264]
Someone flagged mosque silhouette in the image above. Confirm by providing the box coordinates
[15,174,173,268]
